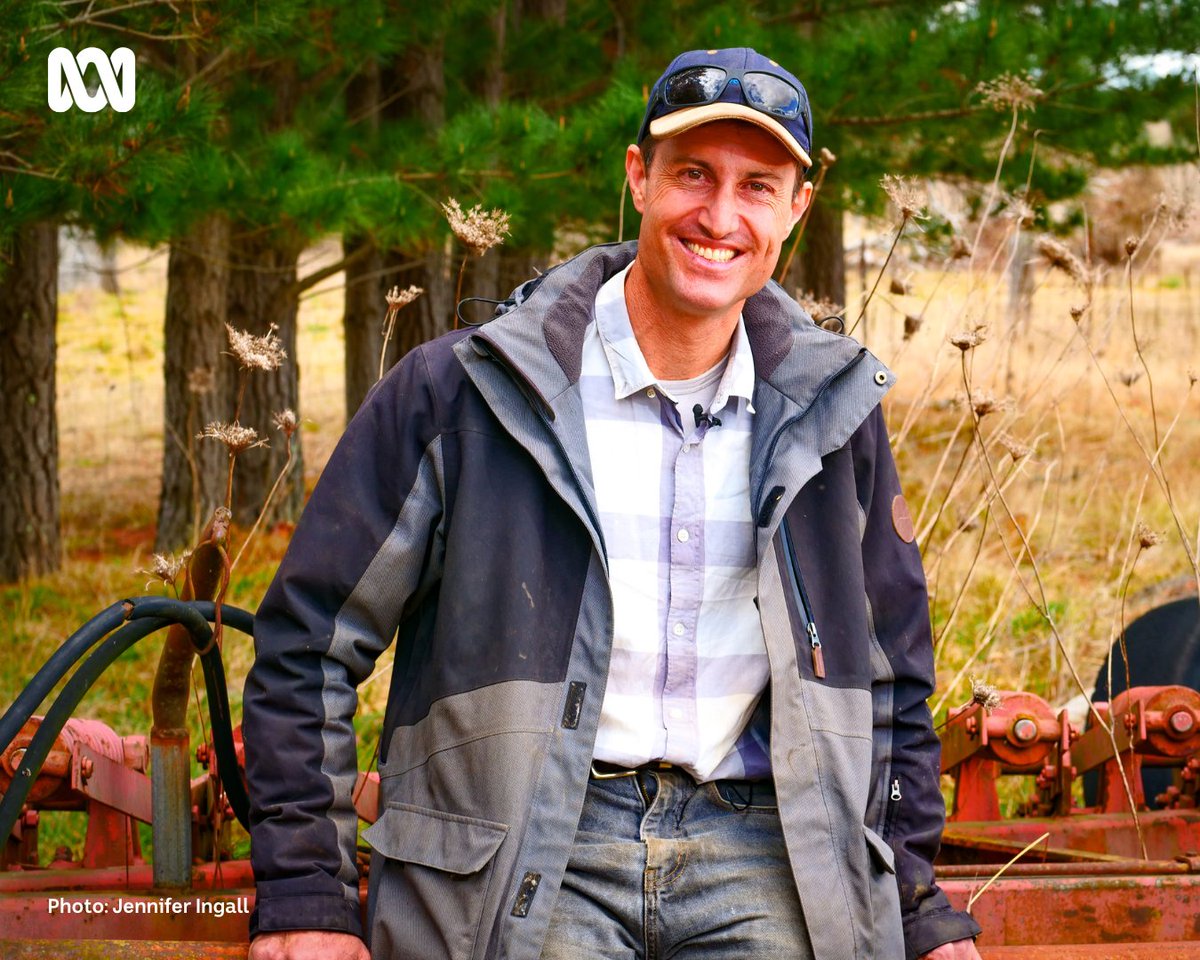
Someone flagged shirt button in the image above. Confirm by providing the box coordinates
[646,388,656,398]
[677,528,690,543]
[672,622,685,637]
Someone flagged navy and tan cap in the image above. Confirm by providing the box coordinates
[637,48,813,168]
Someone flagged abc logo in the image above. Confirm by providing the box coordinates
[47,47,136,114]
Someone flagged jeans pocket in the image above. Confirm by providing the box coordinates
[364,802,509,960]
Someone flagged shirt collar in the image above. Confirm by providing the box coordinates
[593,260,756,413]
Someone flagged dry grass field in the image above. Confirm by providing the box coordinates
[2,211,1198,858]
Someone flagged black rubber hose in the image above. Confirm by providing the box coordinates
[0,617,170,843]
[0,601,131,757]
[0,599,256,841]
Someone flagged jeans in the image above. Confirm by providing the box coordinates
[539,768,812,960]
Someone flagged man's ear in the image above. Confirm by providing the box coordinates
[626,144,649,214]
[789,179,814,232]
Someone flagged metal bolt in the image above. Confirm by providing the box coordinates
[79,757,94,783]
[1012,718,1038,743]
[196,744,210,768]
[1168,710,1195,735]
[965,716,978,736]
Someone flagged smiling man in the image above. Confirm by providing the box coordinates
[244,47,982,960]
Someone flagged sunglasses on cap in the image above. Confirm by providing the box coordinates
[638,64,812,146]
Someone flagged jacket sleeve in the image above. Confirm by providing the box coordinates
[853,405,982,959]
[243,346,445,939]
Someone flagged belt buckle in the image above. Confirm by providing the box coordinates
[590,761,638,779]
[590,760,674,779]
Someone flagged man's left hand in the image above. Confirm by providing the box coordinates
[919,938,983,960]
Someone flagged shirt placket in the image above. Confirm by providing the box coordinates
[660,415,707,767]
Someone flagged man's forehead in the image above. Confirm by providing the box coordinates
[654,120,797,168]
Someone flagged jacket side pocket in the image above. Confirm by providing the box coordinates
[364,802,509,960]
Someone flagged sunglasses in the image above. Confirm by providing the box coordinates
[640,65,811,145]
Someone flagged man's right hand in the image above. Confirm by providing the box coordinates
[247,930,369,960]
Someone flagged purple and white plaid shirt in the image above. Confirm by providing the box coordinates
[584,264,771,782]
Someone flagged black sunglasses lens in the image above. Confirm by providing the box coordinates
[743,72,801,118]
[663,67,728,106]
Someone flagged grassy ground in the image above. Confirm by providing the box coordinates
[2,223,1198,861]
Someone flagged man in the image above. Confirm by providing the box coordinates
[245,48,982,960]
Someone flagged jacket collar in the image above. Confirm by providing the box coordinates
[469,240,877,421]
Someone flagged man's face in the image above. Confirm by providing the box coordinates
[625,120,812,325]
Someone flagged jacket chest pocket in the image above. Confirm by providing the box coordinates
[364,802,509,960]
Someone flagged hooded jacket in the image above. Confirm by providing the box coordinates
[243,241,981,960]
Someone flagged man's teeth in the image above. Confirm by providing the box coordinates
[685,242,734,263]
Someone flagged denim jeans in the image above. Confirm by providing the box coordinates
[539,768,812,960]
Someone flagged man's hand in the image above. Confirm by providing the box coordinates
[919,937,983,960]
[247,930,369,960]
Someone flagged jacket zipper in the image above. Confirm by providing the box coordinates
[778,516,825,680]
[760,348,867,681]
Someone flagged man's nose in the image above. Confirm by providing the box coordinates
[698,181,738,238]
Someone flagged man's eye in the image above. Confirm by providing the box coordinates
[748,181,770,193]
[683,168,706,181]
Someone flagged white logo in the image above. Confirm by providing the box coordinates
[47,47,136,113]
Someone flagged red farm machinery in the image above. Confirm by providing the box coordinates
[3,590,1200,959]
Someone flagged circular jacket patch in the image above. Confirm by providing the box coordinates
[892,494,915,543]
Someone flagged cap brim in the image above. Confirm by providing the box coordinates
[648,103,812,168]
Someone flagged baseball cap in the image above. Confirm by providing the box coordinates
[637,48,813,168]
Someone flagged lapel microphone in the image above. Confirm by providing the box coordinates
[692,403,722,429]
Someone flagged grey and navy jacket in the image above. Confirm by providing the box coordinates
[243,241,981,960]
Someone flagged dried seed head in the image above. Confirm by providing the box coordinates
[1135,521,1163,550]
[1118,369,1142,388]
[1124,235,1140,257]
[997,432,1033,460]
[949,324,989,351]
[1005,195,1036,225]
[385,284,423,309]
[976,72,1042,112]
[272,408,298,438]
[949,234,971,260]
[1035,236,1090,288]
[140,549,192,590]
[796,292,844,323]
[187,367,216,396]
[903,315,922,340]
[880,174,926,221]
[818,147,838,167]
[442,198,511,256]
[971,390,999,418]
[197,420,267,453]
[889,274,913,296]
[970,676,1003,712]
[1190,369,1198,387]
[226,323,287,372]
[1069,304,1087,323]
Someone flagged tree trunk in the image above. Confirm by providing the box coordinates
[384,247,447,359]
[156,213,232,552]
[342,57,385,420]
[0,220,60,581]
[371,40,452,371]
[343,232,386,418]
[225,227,305,526]
[789,198,846,307]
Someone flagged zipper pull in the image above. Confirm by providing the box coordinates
[890,778,902,801]
[808,623,826,679]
